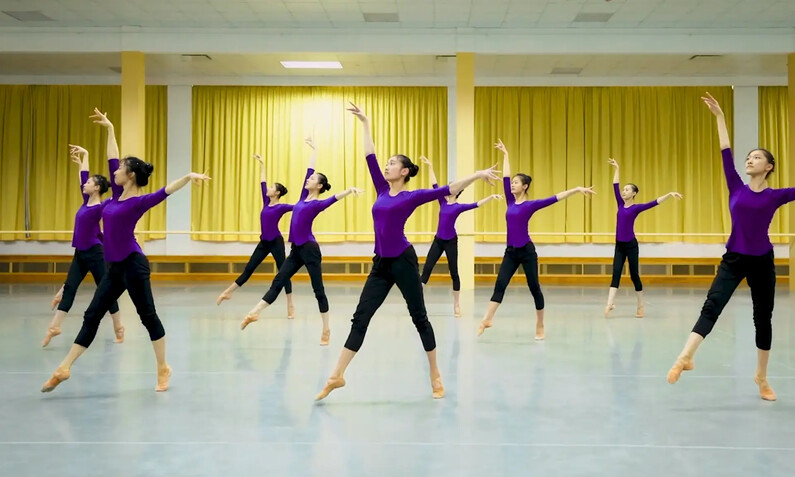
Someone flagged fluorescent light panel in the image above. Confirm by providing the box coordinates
[281,61,342,69]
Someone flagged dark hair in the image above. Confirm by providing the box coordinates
[514,173,532,193]
[455,189,463,200]
[396,154,419,183]
[316,172,331,194]
[274,182,288,198]
[751,148,775,178]
[91,174,110,195]
[123,156,154,187]
[627,183,639,195]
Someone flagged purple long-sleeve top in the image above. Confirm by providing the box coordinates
[432,183,478,240]
[260,182,293,241]
[613,183,658,242]
[287,168,338,245]
[101,158,169,262]
[722,148,795,256]
[71,170,105,250]
[367,154,450,257]
[504,177,557,248]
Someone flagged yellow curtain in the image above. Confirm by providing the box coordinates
[192,86,448,242]
[474,86,734,244]
[0,85,167,242]
[28,86,121,241]
[0,86,30,240]
[759,86,789,243]
[139,85,168,239]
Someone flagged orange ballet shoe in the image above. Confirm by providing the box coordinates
[320,329,330,346]
[315,376,345,401]
[535,325,545,341]
[114,326,125,344]
[41,368,70,392]
[240,314,258,330]
[156,366,172,392]
[216,292,231,306]
[635,305,645,318]
[667,356,695,384]
[754,376,777,401]
[287,304,295,320]
[41,327,61,348]
[453,304,461,318]
[477,319,493,336]
[431,376,445,399]
[604,304,615,317]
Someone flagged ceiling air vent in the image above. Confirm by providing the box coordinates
[573,12,613,23]
[2,11,54,21]
[363,12,399,23]
[550,67,583,75]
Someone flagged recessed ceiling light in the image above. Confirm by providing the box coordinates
[280,61,343,69]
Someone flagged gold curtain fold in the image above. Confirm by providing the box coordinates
[0,85,167,242]
[0,86,30,240]
[140,85,168,239]
[191,86,448,242]
[474,86,734,244]
[759,86,789,243]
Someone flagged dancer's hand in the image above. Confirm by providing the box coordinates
[578,186,596,196]
[494,139,508,156]
[253,154,263,164]
[348,186,364,197]
[69,144,88,157]
[490,194,503,201]
[90,108,113,129]
[347,102,369,123]
[420,155,432,166]
[701,92,724,117]
[189,172,211,185]
[305,136,315,150]
[669,192,683,200]
[607,158,618,168]
[477,164,501,186]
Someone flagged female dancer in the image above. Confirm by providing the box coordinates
[315,103,499,401]
[419,155,501,317]
[667,93,793,401]
[604,158,682,318]
[42,144,124,347]
[477,139,595,341]
[240,139,362,346]
[41,108,210,393]
[216,151,295,319]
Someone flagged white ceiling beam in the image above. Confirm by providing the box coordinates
[0,74,785,87]
[0,27,792,55]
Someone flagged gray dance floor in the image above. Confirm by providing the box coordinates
[1,281,793,476]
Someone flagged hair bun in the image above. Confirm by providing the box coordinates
[144,163,154,175]
[325,182,332,192]
[409,164,419,177]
